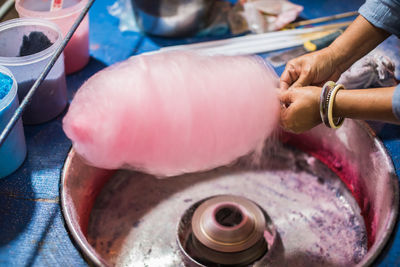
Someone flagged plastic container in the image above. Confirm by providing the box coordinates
[0,66,27,179]
[15,0,90,74]
[0,18,68,125]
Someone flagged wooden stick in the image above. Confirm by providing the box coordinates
[287,11,358,28]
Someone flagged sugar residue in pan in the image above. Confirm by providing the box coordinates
[87,144,367,267]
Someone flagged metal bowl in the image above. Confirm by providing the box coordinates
[131,0,214,37]
[61,120,399,266]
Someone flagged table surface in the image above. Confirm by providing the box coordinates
[0,0,400,266]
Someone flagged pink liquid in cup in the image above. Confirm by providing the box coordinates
[63,52,280,177]
[15,0,90,74]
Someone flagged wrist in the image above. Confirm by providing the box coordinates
[325,45,349,74]
[319,81,346,129]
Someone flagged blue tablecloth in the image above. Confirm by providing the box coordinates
[0,0,399,265]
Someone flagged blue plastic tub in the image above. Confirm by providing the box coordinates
[0,65,27,178]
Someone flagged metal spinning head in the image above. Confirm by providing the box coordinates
[178,195,275,266]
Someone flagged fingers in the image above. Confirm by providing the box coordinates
[279,80,290,91]
[291,66,313,88]
[280,101,309,134]
[278,89,292,106]
[280,62,300,90]
[280,53,326,89]
[279,89,306,133]
[278,86,322,134]
[279,102,297,133]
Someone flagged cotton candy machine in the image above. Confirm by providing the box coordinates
[61,120,399,266]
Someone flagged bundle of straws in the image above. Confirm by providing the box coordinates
[161,22,350,56]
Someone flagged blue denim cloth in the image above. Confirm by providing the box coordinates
[359,0,400,37]
[359,0,400,119]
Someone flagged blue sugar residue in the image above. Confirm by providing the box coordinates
[0,72,13,100]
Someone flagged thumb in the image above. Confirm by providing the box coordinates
[280,64,299,90]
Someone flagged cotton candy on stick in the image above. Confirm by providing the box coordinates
[63,52,280,177]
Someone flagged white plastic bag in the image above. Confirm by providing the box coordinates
[107,0,139,32]
[242,0,303,33]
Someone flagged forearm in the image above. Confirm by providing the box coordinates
[333,87,398,123]
[329,15,390,73]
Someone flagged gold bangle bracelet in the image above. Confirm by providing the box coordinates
[327,83,345,129]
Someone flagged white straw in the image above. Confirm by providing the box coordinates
[192,34,303,52]
[171,34,302,52]
[0,0,15,20]
[160,22,350,53]
[199,40,304,56]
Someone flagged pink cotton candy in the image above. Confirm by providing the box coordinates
[63,52,279,176]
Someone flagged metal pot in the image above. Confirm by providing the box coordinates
[131,0,214,37]
[61,120,399,266]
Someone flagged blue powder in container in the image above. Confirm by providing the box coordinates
[0,72,12,100]
[0,70,27,178]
